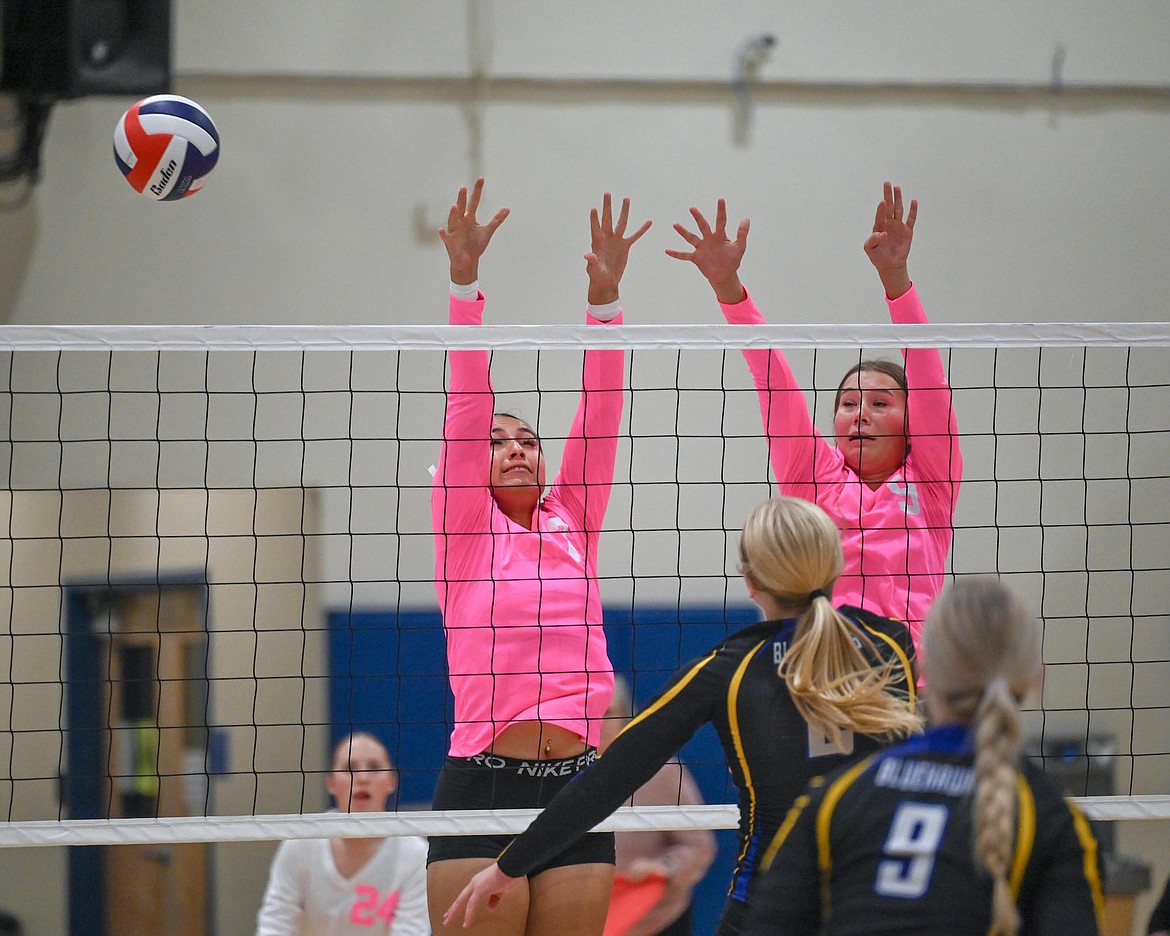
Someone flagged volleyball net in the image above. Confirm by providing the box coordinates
[1,320,1169,848]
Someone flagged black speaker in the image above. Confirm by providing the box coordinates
[1,0,170,99]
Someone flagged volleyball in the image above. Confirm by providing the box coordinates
[113,94,220,201]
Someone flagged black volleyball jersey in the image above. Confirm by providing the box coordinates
[497,606,916,908]
[745,724,1103,936]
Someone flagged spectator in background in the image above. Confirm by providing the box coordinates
[256,732,429,935]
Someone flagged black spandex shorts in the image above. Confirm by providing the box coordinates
[426,749,615,870]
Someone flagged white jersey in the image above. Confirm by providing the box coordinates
[256,835,430,936]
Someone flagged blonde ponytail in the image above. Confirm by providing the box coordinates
[738,497,921,747]
[780,597,920,747]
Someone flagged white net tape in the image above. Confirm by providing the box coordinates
[2,797,1167,848]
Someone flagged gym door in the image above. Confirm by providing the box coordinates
[66,583,211,936]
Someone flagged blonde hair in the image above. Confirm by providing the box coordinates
[923,578,1042,936]
[738,496,921,747]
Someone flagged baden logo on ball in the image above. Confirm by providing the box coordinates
[113,94,220,201]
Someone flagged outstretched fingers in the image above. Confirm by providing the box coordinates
[664,203,716,259]
[591,194,651,245]
[625,214,653,246]
[871,183,915,237]
[482,206,510,238]
[664,199,749,303]
[613,194,628,236]
[874,182,917,231]
[667,221,700,255]
[584,193,651,304]
[690,204,714,239]
[865,182,916,295]
[733,215,751,248]
[439,185,469,242]
[440,178,510,280]
[714,197,729,236]
[465,176,486,219]
[614,196,653,245]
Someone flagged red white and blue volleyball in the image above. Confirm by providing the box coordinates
[113,94,220,201]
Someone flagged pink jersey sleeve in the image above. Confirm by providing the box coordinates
[543,311,625,534]
[719,289,835,500]
[891,286,962,513]
[432,292,494,541]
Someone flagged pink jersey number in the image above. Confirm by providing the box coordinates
[350,884,400,927]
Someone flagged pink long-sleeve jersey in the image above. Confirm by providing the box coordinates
[720,285,961,648]
[432,292,622,757]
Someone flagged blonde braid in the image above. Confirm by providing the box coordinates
[924,578,1042,936]
[972,677,1022,936]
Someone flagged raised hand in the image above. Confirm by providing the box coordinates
[863,181,916,299]
[439,177,511,285]
[665,199,749,304]
[585,193,653,306]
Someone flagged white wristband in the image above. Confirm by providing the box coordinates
[587,299,621,322]
[450,280,480,300]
